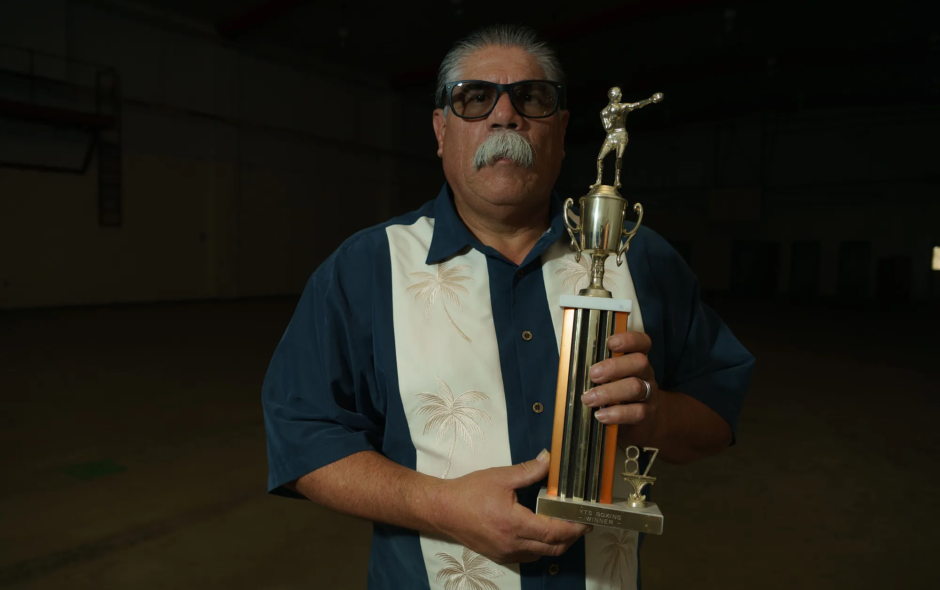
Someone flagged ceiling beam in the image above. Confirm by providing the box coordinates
[389,0,740,88]
[543,0,733,43]
[217,0,310,38]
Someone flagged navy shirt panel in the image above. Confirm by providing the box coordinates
[263,202,436,495]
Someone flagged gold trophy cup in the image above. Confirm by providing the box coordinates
[535,89,665,534]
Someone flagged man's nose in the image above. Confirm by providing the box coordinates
[489,91,522,129]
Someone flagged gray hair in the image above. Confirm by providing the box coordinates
[435,24,566,111]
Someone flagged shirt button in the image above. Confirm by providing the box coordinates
[516,268,525,278]
[532,402,544,414]
[549,564,560,575]
[522,330,533,341]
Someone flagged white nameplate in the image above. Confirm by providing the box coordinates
[558,294,632,313]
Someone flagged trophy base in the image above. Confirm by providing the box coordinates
[536,488,663,535]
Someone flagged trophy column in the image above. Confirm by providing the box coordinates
[535,88,665,534]
[548,301,628,504]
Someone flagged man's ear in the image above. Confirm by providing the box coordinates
[559,109,570,159]
[432,109,447,158]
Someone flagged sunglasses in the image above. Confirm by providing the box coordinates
[443,79,566,119]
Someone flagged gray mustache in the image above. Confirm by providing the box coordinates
[473,130,535,171]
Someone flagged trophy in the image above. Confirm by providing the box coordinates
[536,88,665,534]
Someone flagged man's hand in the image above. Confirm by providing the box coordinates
[434,450,592,565]
[580,331,659,442]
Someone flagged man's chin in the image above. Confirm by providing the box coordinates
[476,164,528,181]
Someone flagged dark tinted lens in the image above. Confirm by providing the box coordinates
[511,82,558,117]
[450,82,497,118]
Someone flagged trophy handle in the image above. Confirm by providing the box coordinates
[616,202,644,266]
[563,198,582,263]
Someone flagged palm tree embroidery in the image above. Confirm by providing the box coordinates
[555,255,622,294]
[436,547,503,590]
[599,529,637,590]
[407,262,473,343]
[416,377,492,480]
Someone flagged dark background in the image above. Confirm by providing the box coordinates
[1,0,938,588]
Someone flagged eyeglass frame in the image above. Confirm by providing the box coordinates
[442,79,567,119]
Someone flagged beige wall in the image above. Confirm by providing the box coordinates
[0,0,442,309]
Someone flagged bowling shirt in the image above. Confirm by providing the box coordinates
[262,183,754,590]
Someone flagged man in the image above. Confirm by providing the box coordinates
[263,24,753,590]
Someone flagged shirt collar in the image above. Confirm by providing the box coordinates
[425,183,568,266]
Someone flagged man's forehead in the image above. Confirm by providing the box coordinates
[459,45,546,82]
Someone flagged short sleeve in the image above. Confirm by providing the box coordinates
[647,232,755,439]
[262,238,385,497]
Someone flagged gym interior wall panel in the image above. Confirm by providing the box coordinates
[161,32,237,118]
[817,237,840,299]
[0,152,221,309]
[295,73,359,143]
[790,241,821,297]
[693,237,733,294]
[372,155,399,224]
[629,121,729,189]
[123,107,224,161]
[837,240,873,299]
[395,158,444,213]
[71,4,166,105]
[278,146,382,293]
[121,152,214,302]
[114,20,166,106]
[0,0,68,57]
[238,54,305,132]
[236,165,292,297]
[399,100,437,158]
[717,118,764,188]
[238,132,319,178]
[362,92,402,153]
[558,142,596,189]
[767,109,937,188]
[871,116,940,182]
[772,126,874,187]
[0,118,93,170]
[667,122,715,188]
[205,163,239,300]
[209,121,239,164]
[0,0,431,308]
[0,166,101,308]
[237,129,287,169]
[284,169,328,294]
[871,187,939,300]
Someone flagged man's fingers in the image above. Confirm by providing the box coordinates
[589,351,652,384]
[515,539,576,559]
[582,376,650,407]
[607,331,652,355]
[513,507,592,546]
[503,449,551,489]
[594,401,648,425]
[512,552,543,564]
[514,514,591,558]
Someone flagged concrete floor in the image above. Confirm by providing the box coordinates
[1,297,937,589]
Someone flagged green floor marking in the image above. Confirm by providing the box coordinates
[63,459,126,481]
